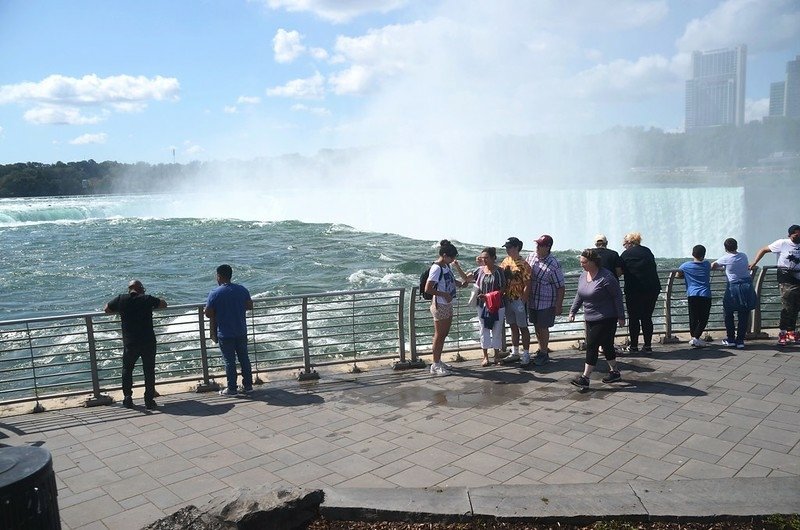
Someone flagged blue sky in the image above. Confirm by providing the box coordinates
[0,0,798,164]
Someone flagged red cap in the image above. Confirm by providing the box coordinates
[535,234,553,247]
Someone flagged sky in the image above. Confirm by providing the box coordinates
[0,0,798,165]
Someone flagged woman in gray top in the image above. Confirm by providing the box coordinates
[568,249,626,389]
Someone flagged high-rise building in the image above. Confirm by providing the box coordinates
[767,55,800,119]
[769,81,786,117]
[785,55,800,118]
[685,45,747,130]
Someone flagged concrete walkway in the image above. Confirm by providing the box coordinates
[1,338,799,529]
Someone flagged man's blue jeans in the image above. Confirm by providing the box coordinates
[219,336,253,392]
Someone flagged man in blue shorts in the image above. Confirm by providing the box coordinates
[205,264,254,395]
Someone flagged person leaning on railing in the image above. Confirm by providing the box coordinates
[104,280,168,410]
[749,224,800,346]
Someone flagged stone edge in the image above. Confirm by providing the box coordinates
[320,477,800,523]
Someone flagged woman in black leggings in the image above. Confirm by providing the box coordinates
[620,232,661,352]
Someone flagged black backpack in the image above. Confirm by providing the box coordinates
[419,264,436,300]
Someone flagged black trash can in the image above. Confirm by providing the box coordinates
[0,446,61,529]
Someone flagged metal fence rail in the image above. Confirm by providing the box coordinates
[0,267,787,409]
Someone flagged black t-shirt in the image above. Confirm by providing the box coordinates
[595,247,622,279]
[107,293,161,345]
[620,244,661,294]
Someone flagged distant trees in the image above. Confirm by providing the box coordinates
[1,118,798,198]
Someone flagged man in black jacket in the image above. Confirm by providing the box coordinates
[105,280,167,409]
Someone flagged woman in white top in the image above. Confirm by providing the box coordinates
[425,239,468,376]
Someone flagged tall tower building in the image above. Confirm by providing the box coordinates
[769,81,786,117]
[685,45,747,130]
[766,55,800,119]
[785,55,800,118]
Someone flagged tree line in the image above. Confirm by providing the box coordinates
[1,118,798,198]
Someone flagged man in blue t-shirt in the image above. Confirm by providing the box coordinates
[677,245,712,348]
[205,264,254,396]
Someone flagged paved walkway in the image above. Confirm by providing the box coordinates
[1,338,799,529]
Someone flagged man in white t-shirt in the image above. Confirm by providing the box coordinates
[750,224,800,346]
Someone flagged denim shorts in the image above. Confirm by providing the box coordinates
[504,299,528,327]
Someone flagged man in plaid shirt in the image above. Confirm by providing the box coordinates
[526,234,565,366]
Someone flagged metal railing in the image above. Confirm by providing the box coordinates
[0,288,405,408]
[0,267,787,409]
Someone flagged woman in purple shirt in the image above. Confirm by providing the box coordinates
[568,249,626,389]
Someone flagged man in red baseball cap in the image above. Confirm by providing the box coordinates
[525,234,565,366]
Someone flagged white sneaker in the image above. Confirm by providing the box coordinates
[520,351,531,366]
[429,363,437,374]
[440,361,452,369]
[431,363,451,377]
[696,339,710,347]
[689,337,698,347]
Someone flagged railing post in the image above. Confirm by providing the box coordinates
[661,271,679,344]
[298,296,319,381]
[195,306,220,392]
[84,316,113,407]
[393,287,427,370]
[25,324,45,413]
[749,266,769,339]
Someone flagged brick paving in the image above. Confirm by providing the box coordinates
[1,338,799,529]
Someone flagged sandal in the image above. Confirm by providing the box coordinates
[481,359,491,367]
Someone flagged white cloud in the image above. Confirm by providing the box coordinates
[0,74,179,105]
[677,0,800,53]
[273,29,306,63]
[23,105,107,125]
[310,47,329,61]
[745,98,770,123]
[266,72,325,99]
[237,96,261,105]
[571,54,685,100]
[263,0,408,23]
[69,132,107,145]
[224,105,238,114]
[184,141,204,155]
[0,74,179,126]
[109,102,148,113]
[328,65,374,95]
[291,103,331,116]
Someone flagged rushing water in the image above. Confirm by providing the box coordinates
[0,191,722,321]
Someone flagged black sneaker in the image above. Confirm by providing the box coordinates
[642,346,653,354]
[602,371,621,383]
[628,345,639,353]
[570,375,590,388]
[122,396,133,409]
[145,400,158,410]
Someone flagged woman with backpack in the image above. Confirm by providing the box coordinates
[425,239,469,376]
[472,247,506,366]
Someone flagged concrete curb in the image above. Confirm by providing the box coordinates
[321,477,800,522]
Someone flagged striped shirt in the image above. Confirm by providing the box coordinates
[526,253,565,310]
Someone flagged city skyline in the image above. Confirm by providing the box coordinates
[1,0,798,165]
[685,45,747,130]
[769,55,800,118]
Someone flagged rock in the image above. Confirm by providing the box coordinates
[142,487,324,530]
[141,505,226,530]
